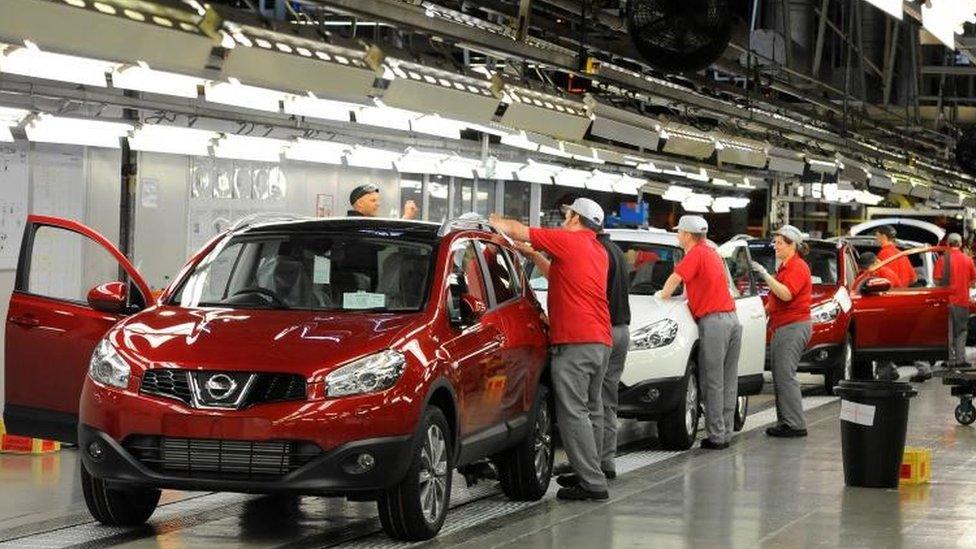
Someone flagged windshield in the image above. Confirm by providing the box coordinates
[748,242,838,285]
[171,232,435,312]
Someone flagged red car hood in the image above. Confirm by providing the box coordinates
[112,306,423,376]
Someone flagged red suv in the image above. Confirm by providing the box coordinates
[747,238,857,391]
[3,214,553,541]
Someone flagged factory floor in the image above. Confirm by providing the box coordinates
[0,367,972,548]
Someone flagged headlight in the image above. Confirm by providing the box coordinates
[811,300,841,324]
[88,339,131,389]
[326,350,406,397]
[629,319,679,351]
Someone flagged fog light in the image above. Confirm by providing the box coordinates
[641,388,660,403]
[817,350,829,362]
[357,452,375,471]
[87,441,104,461]
[342,452,376,475]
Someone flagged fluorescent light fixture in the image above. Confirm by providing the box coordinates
[111,63,203,98]
[205,79,285,112]
[855,190,885,205]
[437,155,481,179]
[554,168,590,188]
[394,148,450,174]
[681,193,713,213]
[128,125,216,156]
[283,94,356,122]
[0,42,116,87]
[586,170,620,193]
[0,106,28,139]
[284,138,348,165]
[711,201,730,213]
[662,185,693,202]
[921,0,974,49]
[613,174,645,195]
[865,0,902,19]
[345,145,400,170]
[501,130,539,151]
[737,177,757,189]
[355,102,414,132]
[712,196,750,211]
[0,127,12,142]
[213,134,287,162]
[636,161,662,173]
[562,142,605,164]
[538,142,573,159]
[687,167,710,182]
[712,178,733,187]
[516,160,559,184]
[411,114,464,140]
[25,114,132,148]
[476,160,525,180]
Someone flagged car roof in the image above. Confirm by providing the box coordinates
[605,227,678,245]
[240,217,444,241]
[748,237,840,250]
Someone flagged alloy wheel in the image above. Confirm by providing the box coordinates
[418,424,449,524]
[843,340,853,381]
[533,403,553,484]
[685,374,699,435]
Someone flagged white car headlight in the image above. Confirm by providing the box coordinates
[629,319,679,351]
[811,300,841,324]
[326,350,406,398]
[88,339,131,389]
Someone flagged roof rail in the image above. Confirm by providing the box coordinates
[437,213,499,237]
[228,212,313,232]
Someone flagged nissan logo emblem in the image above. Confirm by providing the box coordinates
[205,374,238,400]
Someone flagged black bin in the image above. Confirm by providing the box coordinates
[833,380,917,488]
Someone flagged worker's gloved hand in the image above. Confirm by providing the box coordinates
[750,261,769,278]
[514,241,535,256]
[654,290,666,300]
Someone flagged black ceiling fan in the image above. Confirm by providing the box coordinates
[626,0,732,73]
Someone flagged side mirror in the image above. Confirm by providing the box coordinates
[460,294,487,323]
[87,282,129,314]
[861,277,891,295]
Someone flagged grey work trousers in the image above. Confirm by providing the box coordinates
[600,325,631,473]
[950,305,969,366]
[551,342,611,492]
[771,321,812,431]
[697,312,742,444]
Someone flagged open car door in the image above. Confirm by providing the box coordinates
[850,246,951,368]
[4,215,151,443]
[717,240,766,394]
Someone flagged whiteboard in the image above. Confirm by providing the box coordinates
[0,143,29,270]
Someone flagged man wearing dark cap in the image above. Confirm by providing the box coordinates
[347,184,418,219]
[875,225,915,287]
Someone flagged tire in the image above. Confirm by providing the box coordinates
[733,395,748,432]
[658,367,700,450]
[493,384,554,501]
[824,336,853,394]
[377,407,453,541]
[81,463,160,526]
[955,403,976,425]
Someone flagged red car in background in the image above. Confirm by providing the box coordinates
[3,214,554,541]
[746,238,857,391]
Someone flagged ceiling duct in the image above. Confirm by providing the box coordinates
[910,183,933,200]
[383,60,500,125]
[221,25,377,103]
[838,156,870,187]
[660,124,715,159]
[585,97,660,150]
[767,147,806,175]
[806,155,839,175]
[500,87,590,141]
[889,174,913,195]
[715,138,767,169]
[0,0,213,77]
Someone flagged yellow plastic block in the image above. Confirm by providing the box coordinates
[900,447,931,486]
[0,419,60,454]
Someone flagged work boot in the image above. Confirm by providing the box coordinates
[556,485,609,501]
[700,439,729,450]
[765,424,807,438]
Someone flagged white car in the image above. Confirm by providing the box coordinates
[529,228,768,450]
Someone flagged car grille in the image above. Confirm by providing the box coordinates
[140,370,306,408]
[124,436,322,479]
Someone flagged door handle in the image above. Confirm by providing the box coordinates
[750,312,765,319]
[924,298,944,305]
[9,315,39,328]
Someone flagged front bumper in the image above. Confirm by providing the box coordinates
[79,424,414,496]
[616,377,685,420]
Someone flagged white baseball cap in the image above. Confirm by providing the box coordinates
[560,198,604,228]
[773,224,805,245]
[673,215,708,234]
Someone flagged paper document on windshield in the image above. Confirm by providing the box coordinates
[343,292,386,310]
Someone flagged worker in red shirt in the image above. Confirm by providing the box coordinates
[751,225,812,438]
[490,198,612,501]
[857,252,902,288]
[934,233,976,369]
[658,215,741,450]
[875,225,916,287]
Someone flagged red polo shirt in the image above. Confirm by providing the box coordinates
[674,241,735,320]
[767,254,812,332]
[529,227,612,346]
[934,248,976,307]
[877,243,916,287]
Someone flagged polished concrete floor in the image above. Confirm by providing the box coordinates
[0,368,972,548]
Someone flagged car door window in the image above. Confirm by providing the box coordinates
[613,241,684,296]
[719,243,756,298]
[477,241,520,306]
[24,225,145,307]
[844,249,857,287]
[449,241,489,306]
